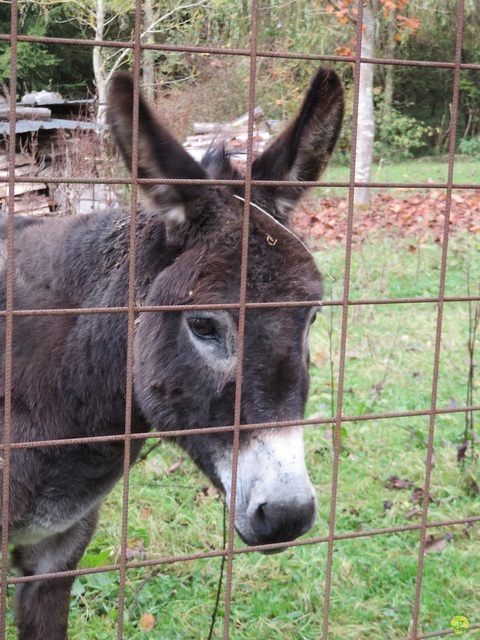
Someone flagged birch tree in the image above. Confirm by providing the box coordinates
[22,0,210,122]
[329,0,376,205]
[354,1,375,206]
[329,0,420,206]
[71,0,209,122]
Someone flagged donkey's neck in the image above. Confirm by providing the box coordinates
[6,209,171,441]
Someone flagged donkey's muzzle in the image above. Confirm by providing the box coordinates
[219,427,318,550]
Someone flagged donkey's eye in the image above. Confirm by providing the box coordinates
[188,317,217,339]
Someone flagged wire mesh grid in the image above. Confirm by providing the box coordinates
[1,0,479,638]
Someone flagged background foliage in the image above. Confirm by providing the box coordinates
[0,0,478,157]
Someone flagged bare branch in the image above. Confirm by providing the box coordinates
[142,0,209,34]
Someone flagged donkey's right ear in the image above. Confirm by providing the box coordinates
[251,67,344,224]
[107,72,206,225]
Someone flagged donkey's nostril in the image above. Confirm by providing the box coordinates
[250,496,316,545]
[252,502,273,538]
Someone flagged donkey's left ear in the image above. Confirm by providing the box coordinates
[107,72,207,225]
[251,67,344,224]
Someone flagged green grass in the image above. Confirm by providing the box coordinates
[320,156,480,197]
[5,233,480,639]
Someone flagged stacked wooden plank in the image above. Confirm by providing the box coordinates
[183,108,280,170]
[0,152,50,217]
[0,97,108,219]
[0,106,52,121]
[0,103,54,217]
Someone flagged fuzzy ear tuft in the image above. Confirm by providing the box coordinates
[251,67,344,223]
[107,72,207,223]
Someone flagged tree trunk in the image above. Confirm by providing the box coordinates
[463,109,474,138]
[354,1,375,207]
[382,8,396,121]
[383,65,394,119]
[143,0,155,102]
[93,0,107,125]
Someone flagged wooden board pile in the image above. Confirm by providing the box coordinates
[0,103,52,217]
[0,96,112,219]
[0,150,119,219]
[183,107,279,170]
[0,106,53,121]
[1,106,281,219]
[0,152,51,217]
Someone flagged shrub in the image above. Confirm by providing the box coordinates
[374,101,433,160]
[457,136,480,159]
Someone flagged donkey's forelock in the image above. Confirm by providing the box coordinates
[201,144,244,182]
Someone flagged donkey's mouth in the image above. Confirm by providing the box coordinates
[260,547,288,555]
[234,527,288,554]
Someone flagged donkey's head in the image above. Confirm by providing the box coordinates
[108,68,344,549]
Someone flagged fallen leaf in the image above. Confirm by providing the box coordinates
[291,190,480,250]
[384,475,414,490]
[166,461,182,474]
[404,507,422,519]
[335,46,352,57]
[425,450,436,467]
[125,539,146,560]
[144,457,163,477]
[411,487,435,504]
[411,487,423,504]
[381,0,397,10]
[311,350,326,368]
[457,440,468,462]
[139,613,155,630]
[424,535,447,554]
[195,485,220,503]
[346,349,361,360]
[467,473,480,495]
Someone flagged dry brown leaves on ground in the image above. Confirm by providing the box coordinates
[292,190,480,248]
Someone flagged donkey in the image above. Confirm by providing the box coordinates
[0,66,343,639]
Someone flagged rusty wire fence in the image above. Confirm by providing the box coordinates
[1,0,480,638]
